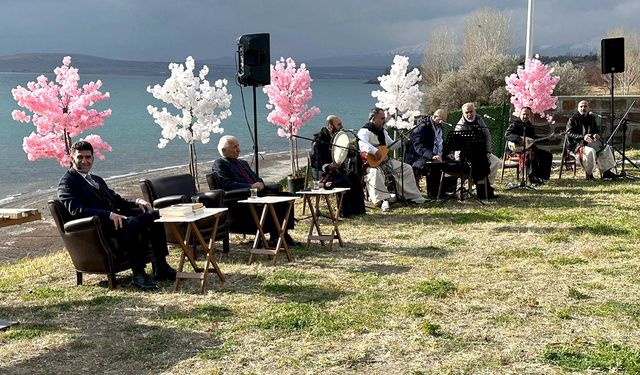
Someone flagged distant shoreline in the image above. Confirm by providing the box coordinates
[0,150,297,208]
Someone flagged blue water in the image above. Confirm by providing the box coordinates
[0,71,377,201]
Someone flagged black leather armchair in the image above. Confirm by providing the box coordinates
[139,174,229,252]
[48,199,152,289]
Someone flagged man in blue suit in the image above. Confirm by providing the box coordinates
[58,141,176,291]
[212,135,298,247]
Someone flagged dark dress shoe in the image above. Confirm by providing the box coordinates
[601,170,619,180]
[132,272,159,291]
[154,264,177,281]
[585,173,596,181]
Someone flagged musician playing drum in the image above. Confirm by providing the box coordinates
[357,107,426,212]
[566,100,619,180]
[505,107,553,185]
[406,109,455,199]
[310,115,366,217]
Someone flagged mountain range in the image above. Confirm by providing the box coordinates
[0,41,597,79]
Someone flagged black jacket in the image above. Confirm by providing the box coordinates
[566,112,600,151]
[406,116,440,170]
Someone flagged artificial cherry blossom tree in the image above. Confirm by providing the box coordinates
[11,56,112,167]
[147,56,232,187]
[371,55,423,129]
[263,57,320,176]
[505,55,560,123]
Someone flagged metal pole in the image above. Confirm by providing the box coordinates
[253,85,259,178]
[525,0,535,60]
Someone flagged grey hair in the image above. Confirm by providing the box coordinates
[217,135,238,157]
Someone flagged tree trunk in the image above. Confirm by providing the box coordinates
[289,136,296,176]
[188,142,200,191]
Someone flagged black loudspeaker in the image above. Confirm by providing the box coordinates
[601,37,625,73]
[237,33,270,86]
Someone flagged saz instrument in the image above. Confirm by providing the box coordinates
[508,132,566,153]
[366,138,402,168]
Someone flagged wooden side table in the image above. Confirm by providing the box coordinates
[156,208,227,293]
[239,196,297,266]
[297,187,349,250]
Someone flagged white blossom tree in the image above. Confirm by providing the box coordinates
[147,56,232,188]
[371,55,423,129]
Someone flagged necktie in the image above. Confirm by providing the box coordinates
[86,174,99,189]
[234,159,255,184]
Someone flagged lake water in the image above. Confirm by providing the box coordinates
[0,71,378,202]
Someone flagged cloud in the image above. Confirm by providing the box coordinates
[0,0,638,61]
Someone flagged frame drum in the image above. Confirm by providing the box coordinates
[331,131,350,165]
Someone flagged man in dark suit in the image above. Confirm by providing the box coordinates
[406,109,454,199]
[310,115,366,217]
[58,141,176,291]
[212,135,298,246]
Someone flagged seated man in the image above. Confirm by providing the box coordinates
[505,106,553,184]
[455,102,500,199]
[566,100,618,180]
[212,135,298,246]
[406,109,455,199]
[357,107,427,212]
[58,141,176,291]
[310,115,366,217]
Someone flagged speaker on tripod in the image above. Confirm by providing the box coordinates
[601,37,625,74]
[236,33,271,177]
[237,33,270,87]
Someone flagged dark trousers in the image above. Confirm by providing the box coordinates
[528,147,553,180]
[418,164,457,199]
[102,210,168,273]
[332,172,366,217]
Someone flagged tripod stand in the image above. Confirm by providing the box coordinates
[606,100,638,179]
[439,129,487,204]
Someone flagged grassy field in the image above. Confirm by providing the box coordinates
[2,166,640,374]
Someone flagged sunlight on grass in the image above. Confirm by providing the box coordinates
[549,257,588,266]
[0,326,49,343]
[544,341,640,373]
[420,321,442,336]
[3,177,640,373]
[416,279,457,298]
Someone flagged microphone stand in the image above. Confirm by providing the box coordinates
[606,100,637,179]
[391,123,421,205]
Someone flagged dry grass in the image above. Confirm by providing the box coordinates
[2,169,640,374]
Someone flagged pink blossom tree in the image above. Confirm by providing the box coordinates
[505,56,560,123]
[263,57,321,176]
[11,56,112,167]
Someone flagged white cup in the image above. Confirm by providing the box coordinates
[313,180,321,190]
[250,188,258,199]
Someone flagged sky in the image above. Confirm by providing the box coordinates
[1,0,639,62]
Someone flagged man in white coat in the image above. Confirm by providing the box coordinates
[357,107,426,212]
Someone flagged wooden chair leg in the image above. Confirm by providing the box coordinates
[76,271,83,286]
[107,273,116,290]
[223,236,230,253]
